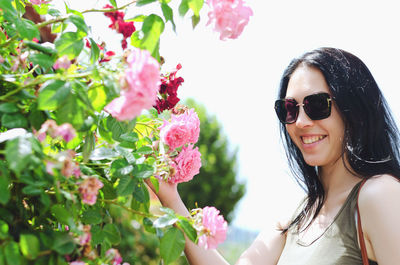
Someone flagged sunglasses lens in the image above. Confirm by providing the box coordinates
[303,93,331,120]
[275,99,298,124]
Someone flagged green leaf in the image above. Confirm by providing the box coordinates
[103,224,121,245]
[22,185,42,195]
[38,80,71,111]
[177,217,197,242]
[0,169,11,205]
[141,14,165,55]
[129,14,147,22]
[136,145,153,155]
[153,214,179,228]
[0,103,18,113]
[179,0,189,17]
[102,181,117,200]
[143,217,156,233]
[133,164,154,179]
[81,209,103,225]
[15,18,40,40]
[19,234,40,260]
[192,15,200,29]
[150,176,159,193]
[160,227,185,264]
[120,132,139,143]
[89,38,100,64]
[116,175,135,196]
[0,0,17,18]
[161,3,176,31]
[82,131,95,163]
[90,147,119,161]
[51,205,74,226]
[0,220,9,240]
[48,8,62,17]
[4,241,22,265]
[188,0,203,17]
[110,159,129,178]
[109,0,117,7]
[1,113,27,129]
[90,225,104,246]
[115,145,136,164]
[55,92,85,128]
[29,53,55,69]
[88,85,107,111]
[52,233,75,255]
[133,181,150,203]
[24,40,57,56]
[5,135,33,175]
[55,32,84,60]
[66,14,88,34]
[136,0,158,6]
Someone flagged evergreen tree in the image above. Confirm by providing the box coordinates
[178,99,246,222]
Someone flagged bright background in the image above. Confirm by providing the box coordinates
[62,0,400,232]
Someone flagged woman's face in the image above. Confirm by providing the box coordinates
[285,65,345,167]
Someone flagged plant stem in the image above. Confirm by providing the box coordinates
[82,1,137,14]
[102,199,161,218]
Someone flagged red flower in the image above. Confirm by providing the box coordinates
[117,21,135,38]
[154,64,184,113]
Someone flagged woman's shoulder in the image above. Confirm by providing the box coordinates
[358,174,400,204]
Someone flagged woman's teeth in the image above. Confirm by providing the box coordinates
[302,135,325,144]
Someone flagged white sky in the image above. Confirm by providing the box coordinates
[63,0,400,232]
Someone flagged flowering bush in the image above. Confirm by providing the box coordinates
[0,0,252,264]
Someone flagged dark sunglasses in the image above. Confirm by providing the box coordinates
[274,92,332,124]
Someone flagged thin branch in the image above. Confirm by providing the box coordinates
[82,1,137,14]
[102,199,161,218]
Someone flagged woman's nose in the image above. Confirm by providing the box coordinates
[295,106,313,128]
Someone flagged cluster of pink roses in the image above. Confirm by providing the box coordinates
[104,48,160,121]
[191,206,228,249]
[78,177,104,205]
[158,108,202,183]
[37,120,76,143]
[103,4,136,50]
[46,150,81,178]
[154,64,184,114]
[206,0,253,40]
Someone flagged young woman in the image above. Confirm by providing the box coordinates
[148,47,400,264]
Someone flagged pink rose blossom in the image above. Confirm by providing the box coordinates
[55,123,76,142]
[105,248,123,265]
[206,0,253,40]
[169,144,201,183]
[45,161,57,175]
[53,55,71,70]
[197,206,228,249]
[78,177,103,205]
[30,0,50,4]
[159,108,200,151]
[104,48,160,121]
[79,225,91,245]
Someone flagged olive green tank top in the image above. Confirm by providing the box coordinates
[277,182,378,265]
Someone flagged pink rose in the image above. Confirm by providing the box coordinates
[78,177,103,205]
[206,0,253,40]
[104,48,160,121]
[53,55,71,70]
[79,225,91,245]
[159,109,200,151]
[169,144,201,183]
[105,248,123,265]
[29,0,50,5]
[197,206,228,249]
[55,123,76,142]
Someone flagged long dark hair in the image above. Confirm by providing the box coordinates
[278,47,400,232]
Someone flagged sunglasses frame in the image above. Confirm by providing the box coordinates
[274,92,332,124]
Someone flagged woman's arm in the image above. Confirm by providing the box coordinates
[358,174,400,264]
[146,179,286,265]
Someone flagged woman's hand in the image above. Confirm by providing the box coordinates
[145,178,190,216]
